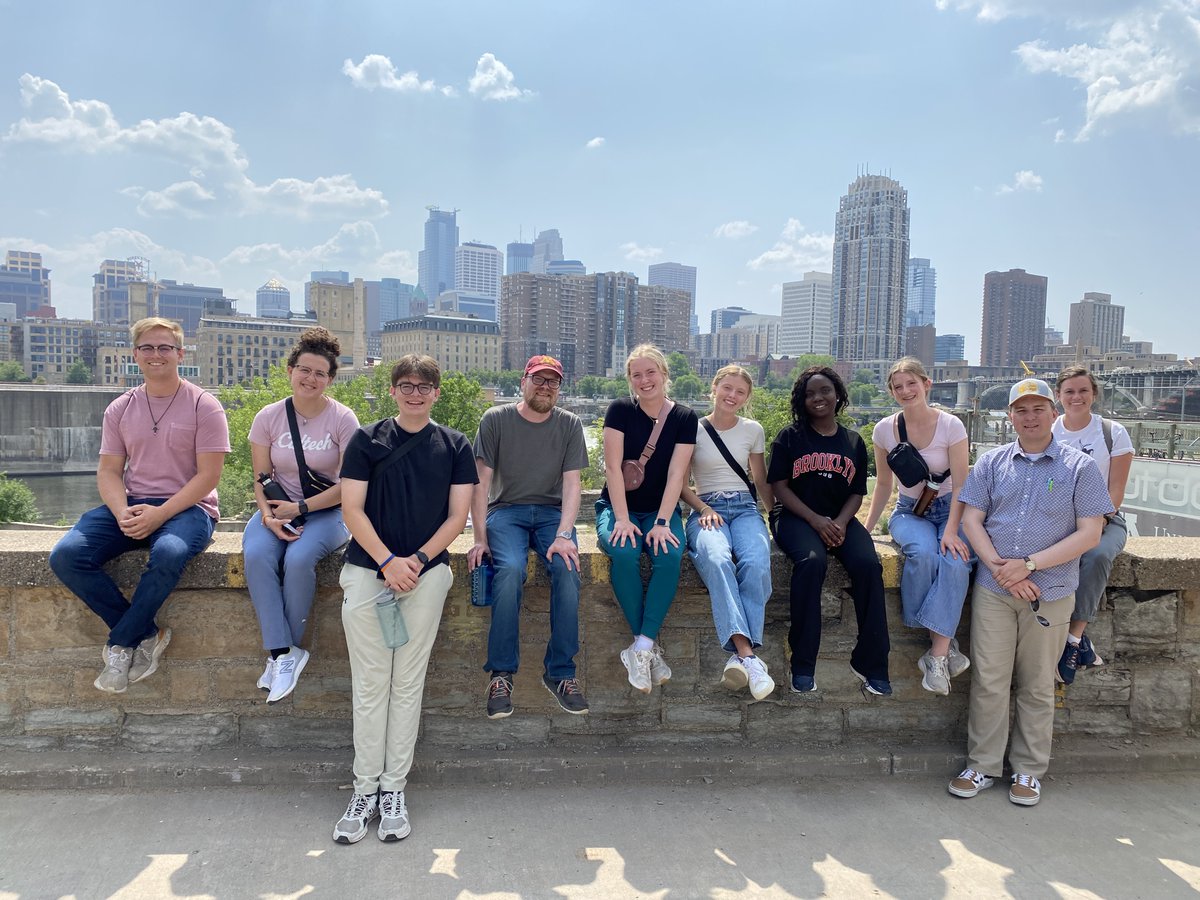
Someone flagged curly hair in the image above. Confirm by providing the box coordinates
[287,326,341,376]
[789,365,849,424]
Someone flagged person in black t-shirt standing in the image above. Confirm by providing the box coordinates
[597,344,698,694]
[767,366,891,696]
[331,354,477,846]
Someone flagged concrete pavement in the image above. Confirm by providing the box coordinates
[2,772,1199,899]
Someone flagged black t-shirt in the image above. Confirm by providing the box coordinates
[766,422,868,519]
[340,417,478,573]
[600,397,699,513]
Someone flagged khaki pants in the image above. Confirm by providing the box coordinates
[339,561,453,795]
[966,583,1072,778]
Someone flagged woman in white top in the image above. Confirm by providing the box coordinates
[1051,365,1134,685]
[680,366,776,700]
[865,357,972,696]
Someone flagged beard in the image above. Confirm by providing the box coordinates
[526,392,555,414]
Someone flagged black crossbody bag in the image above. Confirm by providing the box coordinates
[285,398,338,500]
[888,413,950,517]
[700,418,757,501]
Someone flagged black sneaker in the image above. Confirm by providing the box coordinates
[543,675,590,715]
[486,672,514,719]
[850,665,892,696]
[1056,641,1080,685]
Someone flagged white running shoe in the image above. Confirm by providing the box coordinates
[649,644,672,685]
[332,791,379,844]
[378,790,412,842]
[743,656,776,701]
[94,644,132,694]
[918,652,951,696]
[266,647,309,704]
[257,657,275,691]
[721,654,749,691]
[620,646,653,694]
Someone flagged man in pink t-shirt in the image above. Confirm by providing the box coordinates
[49,317,230,694]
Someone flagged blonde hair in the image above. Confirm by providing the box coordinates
[625,344,672,397]
[130,317,184,348]
[886,356,931,393]
[711,365,754,415]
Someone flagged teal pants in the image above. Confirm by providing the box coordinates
[595,499,685,641]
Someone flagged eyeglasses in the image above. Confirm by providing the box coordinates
[135,344,180,355]
[293,365,331,382]
[393,382,435,395]
[528,374,562,389]
[1028,598,1050,627]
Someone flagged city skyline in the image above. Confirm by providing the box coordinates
[1,2,1197,362]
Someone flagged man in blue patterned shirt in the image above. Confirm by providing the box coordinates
[948,378,1113,807]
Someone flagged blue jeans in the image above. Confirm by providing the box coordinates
[595,500,685,641]
[686,491,772,651]
[484,504,581,679]
[886,493,974,638]
[49,500,214,648]
[243,508,349,650]
[1074,513,1127,622]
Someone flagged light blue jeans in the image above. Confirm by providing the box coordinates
[886,493,974,639]
[686,491,773,651]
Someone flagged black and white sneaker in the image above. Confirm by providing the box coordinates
[543,675,589,715]
[486,672,514,719]
[332,791,379,844]
[378,790,412,841]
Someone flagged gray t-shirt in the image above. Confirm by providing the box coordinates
[474,403,588,512]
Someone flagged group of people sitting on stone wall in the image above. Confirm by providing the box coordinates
[47,315,1128,844]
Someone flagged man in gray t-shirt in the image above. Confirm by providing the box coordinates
[468,354,589,720]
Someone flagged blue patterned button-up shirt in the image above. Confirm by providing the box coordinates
[959,437,1113,602]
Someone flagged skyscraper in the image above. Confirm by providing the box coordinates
[376,278,416,326]
[934,333,966,364]
[711,306,752,332]
[256,278,291,318]
[1068,292,1125,353]
[546,260,586,276]
[1,250,51,318]
[506,241,533,275]
[831,174,910,376]
[648,262,697,303]
[531,229,564,274]
[418,207,459,300]
[905,257,936,328]
[454,242,503,301]
[980,268,1048,368]
[93,258,148,325]
[780,272,833,356]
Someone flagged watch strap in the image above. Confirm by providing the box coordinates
[298,500,309,516]
[655,517,669,527]
[414,549,430,565]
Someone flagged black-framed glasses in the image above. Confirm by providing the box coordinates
[528,374,562,388]
[393,382,435,395]
[1028,598,1050,627]
[135,344,180,355]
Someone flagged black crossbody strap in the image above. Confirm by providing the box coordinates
[372,423,433,479]
[700,418,757,501]
[285,398,316,484]
[896,411,950,484]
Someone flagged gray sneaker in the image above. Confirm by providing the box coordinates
[95,644,133,693]
[649,644,672,685]
[378,790,411,842]
[332,791,379,844]
[948,638,971,678]
[128,627,172,684]
[918,651,951,696]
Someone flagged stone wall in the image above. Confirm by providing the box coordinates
[0,532,1196,754]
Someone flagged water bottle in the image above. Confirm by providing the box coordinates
[470,554,495,607]
[373,588,409,649]
[257,472,305,534]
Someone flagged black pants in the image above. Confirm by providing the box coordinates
[772,512,890,681]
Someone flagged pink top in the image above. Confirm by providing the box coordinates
[100,380,231,519]
[248,397,360,501]
[872,410,967,499]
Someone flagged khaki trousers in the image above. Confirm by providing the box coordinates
[966,583,1072,778]
[340,561,453,795]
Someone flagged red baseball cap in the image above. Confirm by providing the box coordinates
[524,355,563,378]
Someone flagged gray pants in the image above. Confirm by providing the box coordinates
[1073,514,1127,623]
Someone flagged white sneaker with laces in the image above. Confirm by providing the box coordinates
[266,647,309,704]
[948,638,971,678]
[1009,773,1042,806]
[332,791,379,844]
[918,652,951,696]
[649,644,672,685]
[620,646,653,693]
[378,790,412,841]
[720,654,748,690]
[95,644,132,694]
[743,656,776,701]
[948,767,995,798]
[257,657,275,691]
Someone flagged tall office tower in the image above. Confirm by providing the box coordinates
[256,278,291,318]
[711,306,752,332]
[831,174,910,376]
[905,257,936,328]
[934,333,966,364]
[376,278,416,326]
[506,241,533,275]
[500,272,587,379]
[455,242,503,301]
[780,271,833,356]
[690,314,699,337]
[418,207,459,300]
[305,270,349,315]
[150,280,227,336]
[1,250,51,318]
[531,229,564,274]
[93,258,148,324]
[648,261,697,303]
[980,268,1048,367]
[546,260,586,276]
[308,277,368,369]
[1068,292,1125,353]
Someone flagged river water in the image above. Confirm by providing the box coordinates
[17,472,100,524]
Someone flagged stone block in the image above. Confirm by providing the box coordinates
[1062,667,1131,705]
[0,734,61,751]
[1129,546,1200,590]
[166,593,262,658]
[308,594,348,661]
[1180,589,1200,627]
[22,667,78,705]
[846,700,967,738]
[216,665,271,701]
[240,716,351,750]
[25,707,121,734]
[550,710,661,736]
[420,713,550,747]
[662,703,743,731]
[169,668,212,704]
[0,607,9,653]
[0,701,16,732]
[1112,592,1178,655]
[13,588,107,650]
[0,675,17,704]
[290,676,352,715]
[1062,704,1132,736]
[744,701,843,743]
[1131,667,1193,732]
[120,712,237,751]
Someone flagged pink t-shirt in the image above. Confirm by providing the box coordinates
[100,380,232,519]
[248,397,360,501]
[872,410,967,499]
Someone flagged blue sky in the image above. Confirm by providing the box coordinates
[2,0,1197,363]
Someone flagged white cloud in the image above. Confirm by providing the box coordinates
[746,219,834,271]
[620,242,663,263]
[4,75,389,219]
[713,220,759,240]
[341,54,457,96]
[468,53,533,101]
[585,136,605,149]
[933,0,1135,24]
[996,169,1044,194]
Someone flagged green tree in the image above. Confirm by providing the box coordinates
[0,361,30,383]
[580,421,607,490]
[667,351,692,380]
[65,360,94,385]
[674,373,704,400]
[430,370,489,440]
[0,472,40,523]
[216,365,294,519]
[748,387,793,446]
[852,368,877,385]
[576,375,606,399]
[849,383,877,407]
[858,423,877,477]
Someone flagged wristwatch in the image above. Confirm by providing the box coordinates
[556,530,573,540]
[297,500,309,516]
[1024,556,1037,572]
[655,517,669,528]
[414,549,430,565]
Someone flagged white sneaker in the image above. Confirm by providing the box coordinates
[649,644,672,685]
[332,791,379,844]
[94,644,132,693]
[128,627,172,684]
[378,790,411,842]
[257,657,275,691]
[620,646,653,694]
[720,654,749,691]
[918,652,951,696]
[948,638,971,678]
[266,647,309,704]
[743,656,776,701]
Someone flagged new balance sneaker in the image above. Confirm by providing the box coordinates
[720,654,749,691]
[1056,640,1081,685]
[620,646,653,694]
[266,647,309,704]
[332,791,379,844]
[1077,633,1104,668]
[486,672,514,719]
[851,665,893,696]
[95,644,132,694]
[948,768,995,798]
[789,673,817,693]
[377,790,411,842]
[918,652,951,696]
[128,627,171,684]
[1009,773,1042,806]
[947,638,971,678]
[649,644,672,685]
[743,656,776,701]
[543,675,590,715]
[257,657,275,691]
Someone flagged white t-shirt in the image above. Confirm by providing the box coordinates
[691,416,765,494]
[872,410,967,499]
[1051,413,1134,482]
